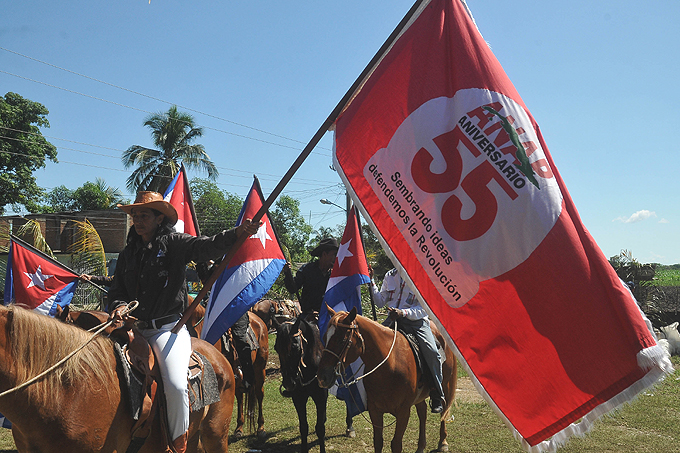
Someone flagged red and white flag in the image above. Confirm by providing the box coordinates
[163,163,200,236]
[332,0,672,451]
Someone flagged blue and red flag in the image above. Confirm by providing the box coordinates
[201,177,285,345]
[3,238,79,316]
[319,206,370,416]
[163,163,200,236]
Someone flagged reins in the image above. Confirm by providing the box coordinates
[0,301,139,399]
[324,317,399,387]
[324,316,400,428]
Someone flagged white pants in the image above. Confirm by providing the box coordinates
[141,322,192,440]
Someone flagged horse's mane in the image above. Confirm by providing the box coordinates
[7,305,116,409]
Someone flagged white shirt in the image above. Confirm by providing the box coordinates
[370,268,428,321]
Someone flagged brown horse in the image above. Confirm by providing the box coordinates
[0,304,235,453]
[317,307,457,453]
[251,299,300,331]
[189,301,269,438]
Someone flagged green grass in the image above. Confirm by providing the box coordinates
[0,352,677,453]
[651,267,680,287]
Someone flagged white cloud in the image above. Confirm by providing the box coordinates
[659,218,669,224]
[612,210,657,223]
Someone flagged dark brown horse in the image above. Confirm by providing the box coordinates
[189,301,269,438]
[274,315,327,453]
[317,307,458,453]
[251,299,300,331]
[0,304,235,453]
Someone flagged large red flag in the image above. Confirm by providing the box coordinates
[333,1,671,451]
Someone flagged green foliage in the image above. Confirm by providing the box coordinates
[651,266,680,287]
[0,92,58,214]
[38,178,126,213]
[122,106,217,193]
[190,177,243,236]
[67,219,107,310]
[270,194,313,262]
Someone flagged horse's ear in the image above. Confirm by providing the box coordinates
[292,315,302,331]
[56,304,69,321]
[326,304,336,318]
[347,306,358,323]
[270,312,281,330]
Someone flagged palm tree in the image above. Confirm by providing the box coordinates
[122,106,218,193]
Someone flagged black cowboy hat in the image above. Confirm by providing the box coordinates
[310,237,338,257]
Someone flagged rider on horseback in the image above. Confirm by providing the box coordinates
[108,191,259,453]
[283,237,338,320]
[369,266,446,413]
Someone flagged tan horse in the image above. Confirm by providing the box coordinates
[317,307,457,453]
[0,304,235,453]
[189,301,269,438]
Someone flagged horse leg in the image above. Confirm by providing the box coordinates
[415,401,427,453]
[390,406,412,453]
[312,386,328,453]
[368,408,384,453]
[292,392,310,453]
[197,397,233,453]
[346,410,356,438]
[234,387,245,437]
[256,380,266,438]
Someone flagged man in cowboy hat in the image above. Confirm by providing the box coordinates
[283,237,338,317]
[108,191,260,453]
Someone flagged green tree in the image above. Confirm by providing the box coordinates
[42,185,76,212]
[38,179,126,213]
[190,178,243,236]
[270,195,313,261]
[0,92,58,214]
[73,178,126,210]
[122,106,218,194]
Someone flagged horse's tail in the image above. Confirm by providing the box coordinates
[245,384,257,434]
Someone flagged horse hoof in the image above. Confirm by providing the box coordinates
[438,442,449,452]
[233,430,243,439]
[345,427,356,438]
[257,429,267,439]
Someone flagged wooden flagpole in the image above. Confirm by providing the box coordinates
[9,234,108,294]
[172,0,429,333]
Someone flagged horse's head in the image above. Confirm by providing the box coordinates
[317,306,364,389]
[274,315,320,394]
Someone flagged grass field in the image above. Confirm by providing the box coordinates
[652,266,680,287]
[0,342,677,453]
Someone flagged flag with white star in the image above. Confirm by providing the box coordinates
[201,177,286,345]
[319,205,370,416]
[3,239,79,316]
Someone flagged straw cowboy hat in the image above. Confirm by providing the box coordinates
[117,191,178,225]
[310,237,339,257]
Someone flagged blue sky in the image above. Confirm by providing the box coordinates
[1,0,678,264]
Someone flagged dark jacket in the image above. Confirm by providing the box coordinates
[108,229,239,322]
[283,261,330,314]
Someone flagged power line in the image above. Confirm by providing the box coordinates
[0,46,330,149]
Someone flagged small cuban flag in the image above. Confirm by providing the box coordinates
[3,237,79,317]
[319,206,371,417]
[163,163,200,236]
[201,177,286,345]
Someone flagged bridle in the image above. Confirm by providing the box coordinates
[322,319,364,381]
[278,321,318,395]
[322,316,398,387]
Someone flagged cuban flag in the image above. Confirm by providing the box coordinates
[4,238,79,316]
[201,177,285,345]
[319,206,370,416]
[163,163,200,236]
[332,0,671,450]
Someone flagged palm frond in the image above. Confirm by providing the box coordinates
[67,219,107,310]
[16,219,55,258]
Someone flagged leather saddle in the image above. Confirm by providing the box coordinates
[110,325,220,453]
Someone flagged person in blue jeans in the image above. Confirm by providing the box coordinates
[369,266,445,413]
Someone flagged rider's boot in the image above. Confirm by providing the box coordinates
[170,432,187,453]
